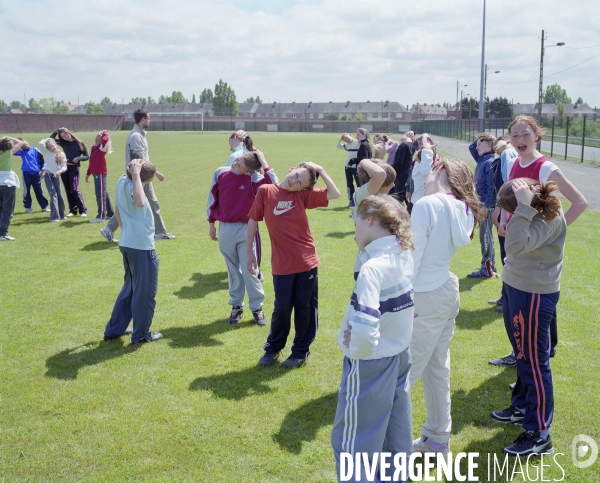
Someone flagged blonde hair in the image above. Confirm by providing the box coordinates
[356,128,373,151]
[432,158,485,229]
[97,131,113,155]
[498,179,561,220]
[403,130,415,141]
[357,160,396,187]
[356,195,414,251]
[45,138,64,166]
[508,115,545,143]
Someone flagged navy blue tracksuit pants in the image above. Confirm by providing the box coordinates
[503,284,559,432]
[264,268,318,359]
[22,171,48,210]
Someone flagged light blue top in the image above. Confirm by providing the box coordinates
[115,175,155,250]
[226,145,248,167]
[501,148,519,183]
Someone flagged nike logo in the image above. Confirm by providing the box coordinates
[273,200,294,215]
[239,185,245,189]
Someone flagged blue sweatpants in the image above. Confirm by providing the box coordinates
[331,349,412,483]
[264,268,318,359]
[503,284,559,432]
[22,171,48,210]
[104,246,159,343]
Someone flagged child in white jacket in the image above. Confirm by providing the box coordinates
[331,195,415,483]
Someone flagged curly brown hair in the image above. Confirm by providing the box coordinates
[356,195,414,251]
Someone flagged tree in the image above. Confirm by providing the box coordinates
[568,116,600,138]
[158,91,187,104]
[10,100,28,112]
[353,113,365,121]
[543,83,571,105]
[148,96,155,104]
[557,103,565,128]
[212,79,238,116]
[100,97,112,105]
[36,98,55,113]
[340,113,351,121]
[324,113,338,121]
[131,97,148,104]
[0,100,8,113]
[486,96,512,118]
[85,102,104,114]
[460,97,479,119]
[576,97,584,104]
[255,96,262,104]
[199,88,214,103]
[191,94,196,104]
[55,105,70,114]
[245,97,255,103]
[28,98,41,113]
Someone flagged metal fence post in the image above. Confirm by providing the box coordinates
[581,116,586,163]
[564,116,570,160]
[550,117,554,157]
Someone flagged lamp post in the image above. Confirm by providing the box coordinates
[484,64,500,121]
[460,86,468,119]
[478,0,486,132]
[537,31,565,147]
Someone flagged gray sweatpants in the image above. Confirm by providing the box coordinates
[44,173,65,221]
[478,210,496,273]
[219,221,264,311]
[332,348,412,483]
[107,181,167,235]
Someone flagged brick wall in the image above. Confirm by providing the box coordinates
[0,114,125,134]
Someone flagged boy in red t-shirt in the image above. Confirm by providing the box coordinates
[246,162,341,368]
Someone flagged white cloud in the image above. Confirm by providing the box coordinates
[1,0,598,107]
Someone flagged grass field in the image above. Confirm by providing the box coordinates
[1,131,599,482]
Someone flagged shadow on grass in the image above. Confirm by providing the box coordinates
[456,306,503,330]
[60,220,89,228]
[273,391,338,454]
[161,319,255,348]
[81,241,120,251]
[458,276,497,293]
[45,339,133,380]
[10,217,49,226]
[318,206,350,212]
[325,231,354,239]
[174,272,229,299]
[189,363,292,400]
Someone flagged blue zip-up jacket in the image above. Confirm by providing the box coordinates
[469,141,495,209]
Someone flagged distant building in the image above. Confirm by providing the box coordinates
[512,102,596,120]
[410,104,447,120]
[9,109,23,114]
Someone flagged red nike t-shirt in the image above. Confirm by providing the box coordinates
[248,184,329,275]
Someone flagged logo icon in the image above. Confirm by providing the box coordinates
[239,185,245,190]
[273,201,294,215]
[572,434,598,469]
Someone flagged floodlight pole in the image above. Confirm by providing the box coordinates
[478,0,486,132]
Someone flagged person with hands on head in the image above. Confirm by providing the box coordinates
[0,137,21,240]
[490,177,566,456]
[38,137,67,222]
[392,130,415,205]
[246,161,340,368]
[50,127,88,217]
[336,133,359,207]
[467,132,497,279]
[103,158,163,344]
[206,149,278,325]
[7,137,48,214]
[347,128,373,171]
[410,133,437,206]
[86,130,115,223]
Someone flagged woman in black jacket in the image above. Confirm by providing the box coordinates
[51,128,88,216]
[392,130,415,205]
[347,128,373,182]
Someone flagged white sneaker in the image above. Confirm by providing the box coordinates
[89,218,104,223]
[100,226,117,242]
[154,233,175,240]
[412,437,450,457]
[80,213,88,217]
[25,207,35,213]
[66,213,74,217]
[49,219,61,223]
[0,234,15,241]
[42,207,51,212]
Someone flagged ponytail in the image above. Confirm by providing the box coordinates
[498,179,561,220]
[243,135,255,152]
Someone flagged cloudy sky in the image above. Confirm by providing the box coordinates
[1,0,598,108]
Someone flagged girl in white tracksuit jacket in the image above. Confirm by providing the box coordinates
[331,195,415,483]
[409,157,483,456]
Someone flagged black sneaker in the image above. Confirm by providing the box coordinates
[504,430,553,456]
[259,351,280,366]
[489,352,517,367]
[488,297,503,306]
[228,305,243,324]
[509,382,516,391]
[491,405,524,425]
[467,269,489,279]
[252,308,268,326]
[103,327,134,341]
[281,356,305,369]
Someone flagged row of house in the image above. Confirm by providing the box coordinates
[8,101,598,121]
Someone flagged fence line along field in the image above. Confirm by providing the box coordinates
[2,131,598,482]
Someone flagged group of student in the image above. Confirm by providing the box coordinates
[0,113,588,480]
[0,128,117,239]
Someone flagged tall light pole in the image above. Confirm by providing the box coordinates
[538,30,565,122]
[484,64,500,120]
[460,86,468,119]
[457,83,467,117]
[478,0,486,132]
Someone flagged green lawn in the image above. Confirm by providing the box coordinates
[1,131,599,482]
